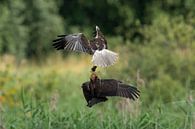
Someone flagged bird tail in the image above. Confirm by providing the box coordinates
[92,49,118,67]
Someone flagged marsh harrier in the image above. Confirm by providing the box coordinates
[52,26,118,67]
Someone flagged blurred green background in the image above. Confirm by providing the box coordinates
[0,0,195,129]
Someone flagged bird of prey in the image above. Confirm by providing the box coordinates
[82,78,140,107]
[52,26,118,67]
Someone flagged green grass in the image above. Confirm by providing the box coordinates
[0,55,194,129]
[2,94,194,129]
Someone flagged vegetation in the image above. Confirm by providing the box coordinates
[0,0,195,129]
[0,55,194,129]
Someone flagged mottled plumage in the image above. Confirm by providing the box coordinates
[52,26,118,67]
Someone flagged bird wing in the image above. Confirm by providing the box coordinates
[95,79,140,100]
[52,33,93,54]
[116,83,140,100]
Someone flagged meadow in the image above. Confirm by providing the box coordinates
[0,45,194,129]
[1,0,195,128]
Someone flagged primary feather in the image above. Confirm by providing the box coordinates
[52,26,118,67]
[82,79,140,107]
[52,33,92,54]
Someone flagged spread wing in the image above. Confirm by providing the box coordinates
[81,79,140,107]
[96,79,140,100]
[116,83,140,100]
[52,33,93,54]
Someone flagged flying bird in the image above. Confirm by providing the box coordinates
[52,26,118,67]
[82,79,140,107]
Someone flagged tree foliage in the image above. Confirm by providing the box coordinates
[0,0,63,59]
[0,0,195,59]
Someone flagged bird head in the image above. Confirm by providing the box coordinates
[93,25,104,38]
[96,26,100,31]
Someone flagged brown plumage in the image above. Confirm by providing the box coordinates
[52,33,93,54]
[52,26,107,52]
[52,26,118,67]
[82,79,140,107]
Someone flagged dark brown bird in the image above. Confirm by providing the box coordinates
[52,26,118,67]
[82,79,140,107]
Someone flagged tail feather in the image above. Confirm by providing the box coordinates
[92,49,118,67]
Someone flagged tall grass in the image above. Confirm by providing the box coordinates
[2,92,194,129]
[0,54,194,129]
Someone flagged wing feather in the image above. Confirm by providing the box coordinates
[52,33,93,54]
[82,79,140,103]
[127,90,135,100]
[116,83,140,100]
